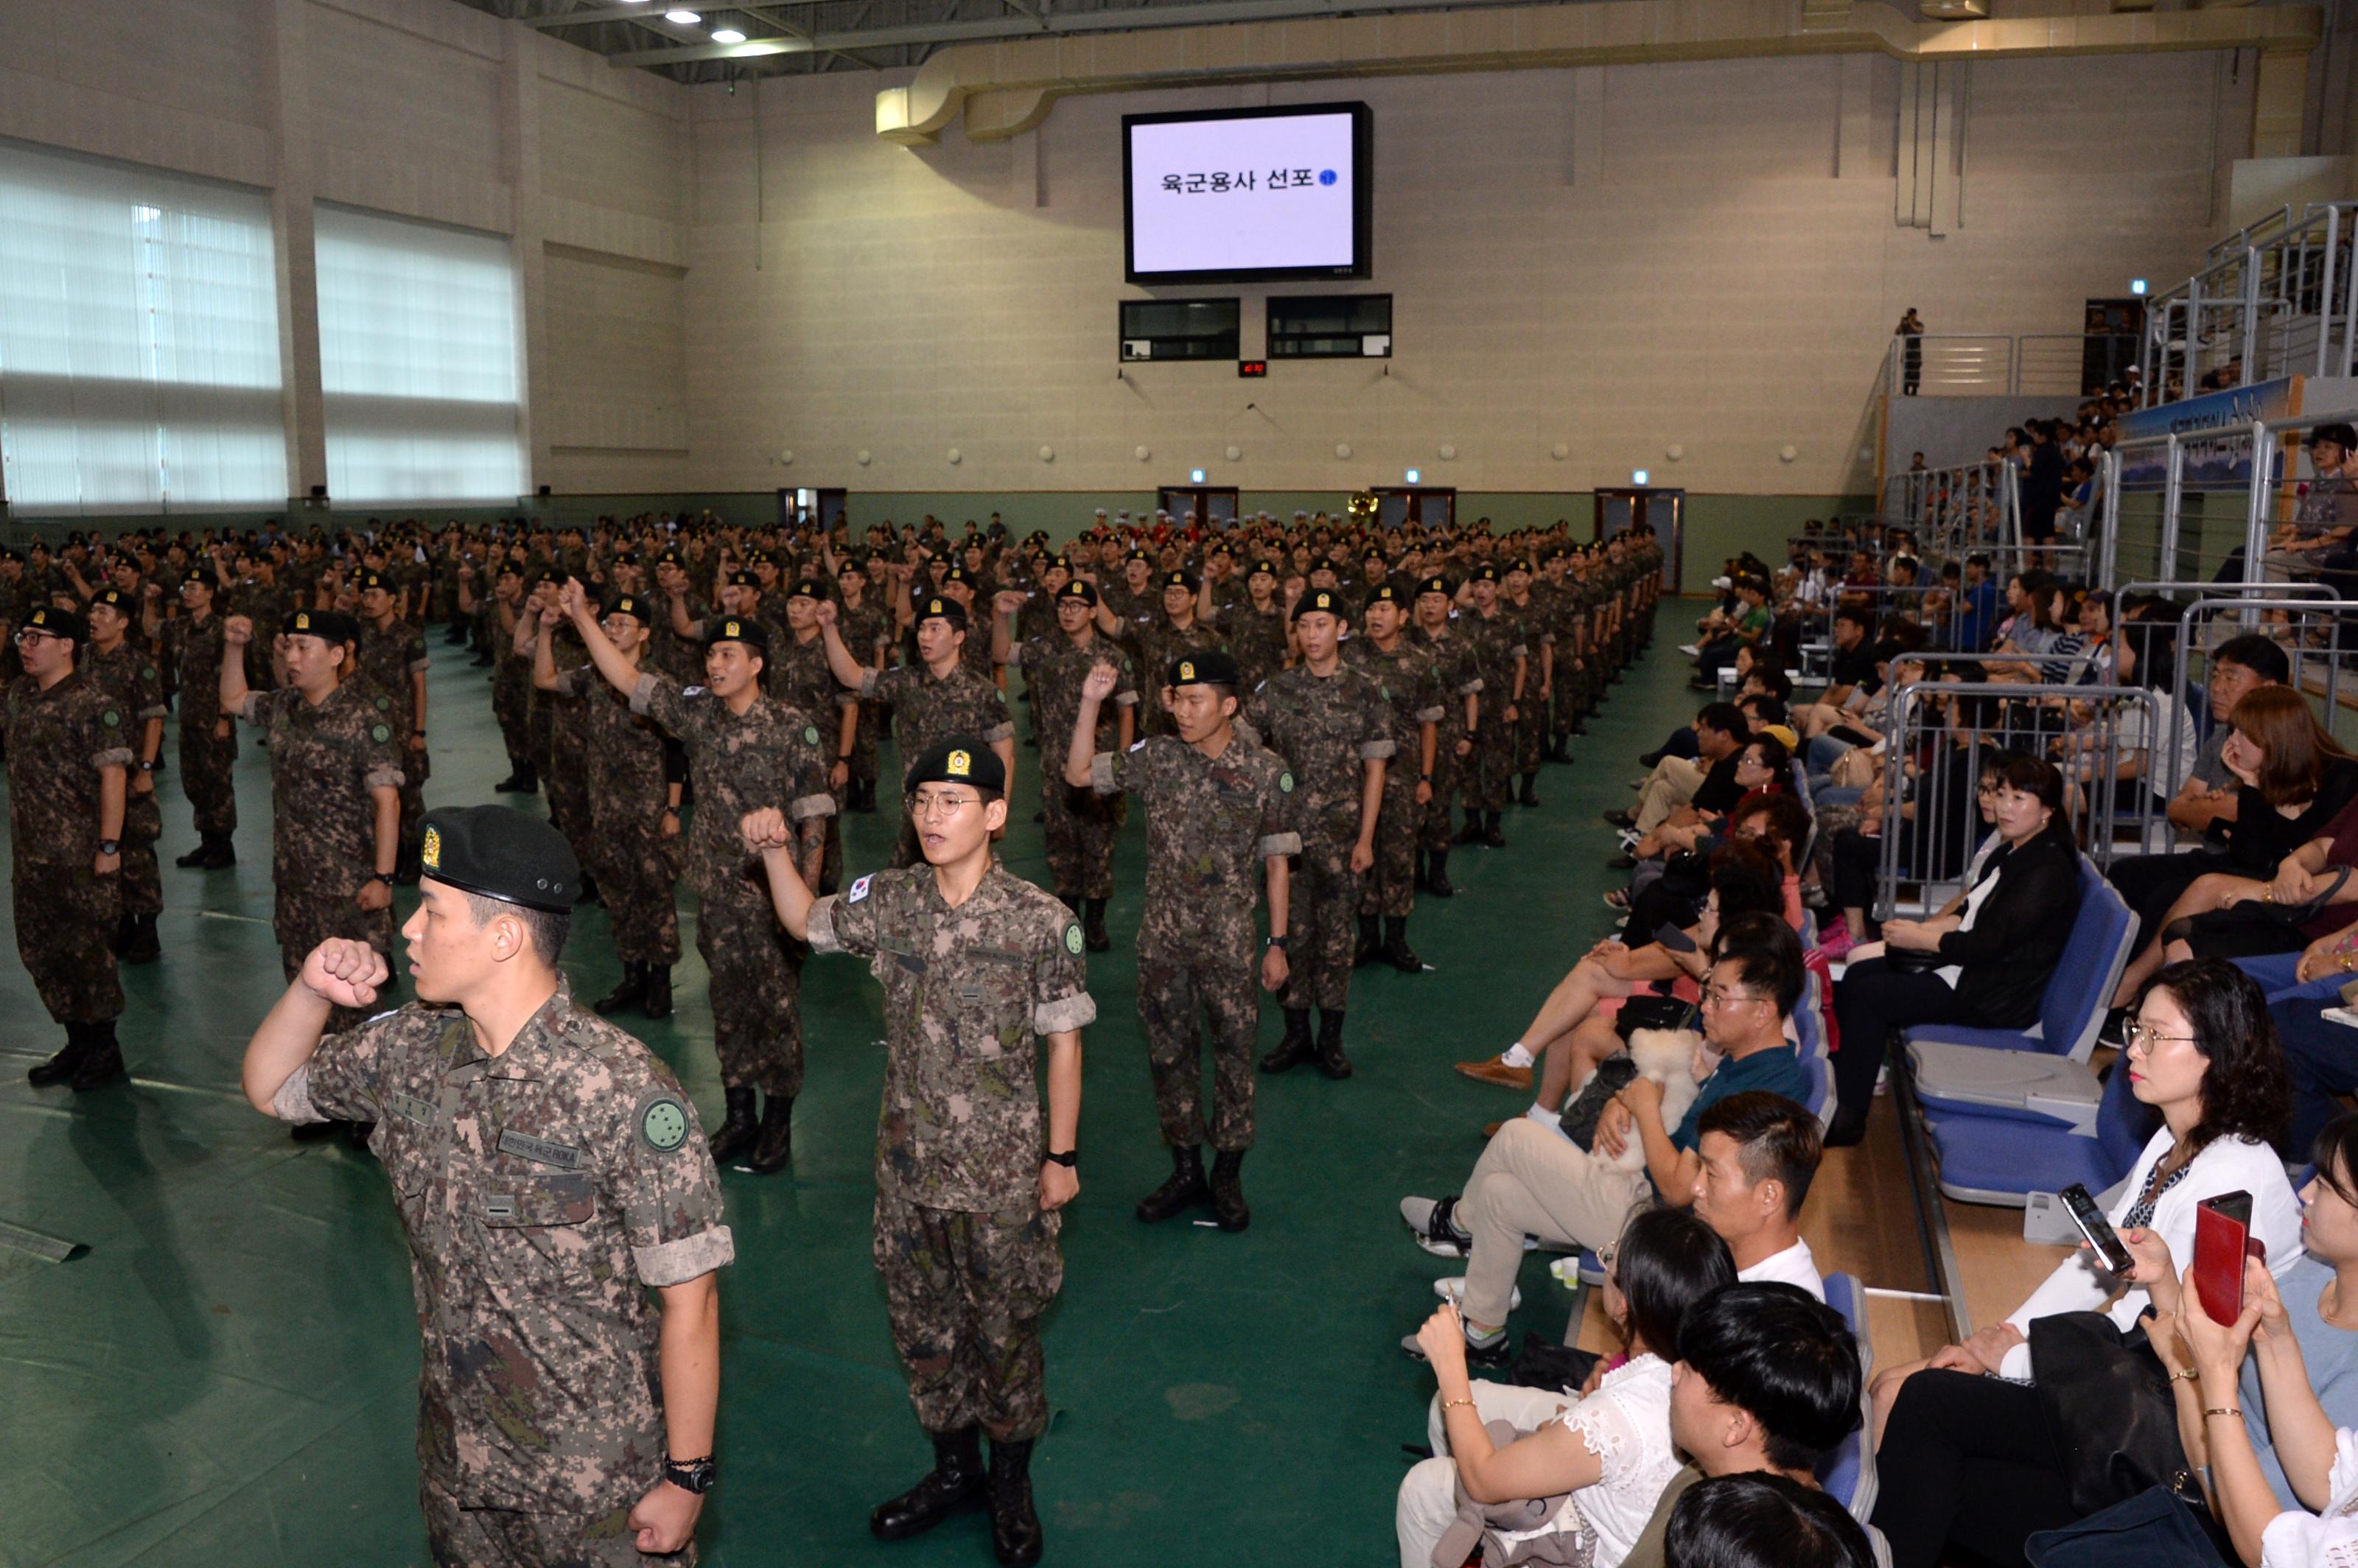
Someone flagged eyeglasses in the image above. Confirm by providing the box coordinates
[1700,985,1766,1010]
[910,791,979,820]
[12,629,60,646]
[2122,1020,2197,1052]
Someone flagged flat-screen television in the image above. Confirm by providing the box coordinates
[1123,102,1372,285]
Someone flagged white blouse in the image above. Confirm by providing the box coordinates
[2262,1429,2358,1567]
[1998,1128,2303,1379]
[1500,1354,1682,1568]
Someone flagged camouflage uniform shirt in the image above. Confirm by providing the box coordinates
[237,683,405,895]
[629,672,835,899]
[860,663,1015,781]
[6,672,133,864]
[808,865,1096,1212]
[1248,664,1396,841]
[1091,735,1301,964]
[268,986,732,1512]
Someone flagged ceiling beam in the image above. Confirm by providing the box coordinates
[604,0,1562,64]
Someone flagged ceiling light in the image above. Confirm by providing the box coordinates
[710,24,746,41]
[665,9,702,23]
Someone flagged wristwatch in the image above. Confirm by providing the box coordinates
[98,839,120,857]
[663,1455,717,1494]
[1043,1148,1078,1169]
[1266,934,1290,950]
[138,760,156,772]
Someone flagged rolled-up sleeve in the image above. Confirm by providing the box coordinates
[615,1080,736,1288]
[1360,738,1396,761]
[1259,830,1304,858]
[789,791,836,822]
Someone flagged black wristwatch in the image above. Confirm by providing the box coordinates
[1266,934,1289,950]
[139,760,156,772]
[99,839,121,857]
[663,1455,717,1494]
[1043,1148,1078,1169]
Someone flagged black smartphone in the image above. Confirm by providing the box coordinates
[2058,1183,2134,1273]
[1653,923,1698,954]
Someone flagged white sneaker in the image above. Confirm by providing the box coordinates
[1433,1275,1524,1310]
[1617,829,1640,848]
[1402,1195,1472,1258]
[1678,643,1701,657]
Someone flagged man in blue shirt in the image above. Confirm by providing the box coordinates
[1951,553,2001,652]
[1399,918,1808,1362]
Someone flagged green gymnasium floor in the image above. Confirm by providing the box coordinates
[0,633,1695,1567]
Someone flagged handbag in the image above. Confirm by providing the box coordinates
[1828,748,1877,790]
[1879,945,1948,975]
[1613,993,1697,1043]
[2165,866,2353,950]
[2023,1485,2231,1568]
[2029,1310,2196,1517]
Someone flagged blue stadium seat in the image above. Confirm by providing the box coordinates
[1924,1058,2155,1205]
[1905,861,2133,1129]
[1816,1271,1878,1524]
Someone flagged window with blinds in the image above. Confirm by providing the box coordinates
[315,206,523,505]
[0,144,286,514]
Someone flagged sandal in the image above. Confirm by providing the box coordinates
[1602,889,1631,911]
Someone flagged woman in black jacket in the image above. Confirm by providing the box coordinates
[1825,755,2082,1146]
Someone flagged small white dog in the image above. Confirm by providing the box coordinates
[1595,1027,1710,1174]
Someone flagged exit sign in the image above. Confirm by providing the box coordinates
[1238,360,1267,378]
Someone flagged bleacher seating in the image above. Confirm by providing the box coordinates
[1816,1272,1878,1525]
[1921,1050,2155,1206]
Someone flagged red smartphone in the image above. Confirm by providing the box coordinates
[2191,1191,2266,1324]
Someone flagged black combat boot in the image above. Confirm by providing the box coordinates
[200,832,237,869]
[1482,811,1508,849]
[854,779,878,813]
[69,1021,126,1091]
[1546,734,1572,764]
[988,1438,1043,1567]
[746,1094,794,1174]
[1453,810,1486,847]
[1208,1149,1250,1232]
[595,962,647,1016]
[640,965,673,1019]
[706,1088,758,1165]
[1259,1009,1316,1074]
[494,763,536,794]
[27,1023,88,1088]
[175,838,211,868]
[1426,849,1455,898]
[121,913,161,965]
[1354,912,1379,967]
[1415,849,1430,893]
[1315,1009,1353,1080]
[575,873,602,908]
[1383,917,1423,973]
[1082,897,1110,953]
[1135,1145,1208,1223]
[1518,773,1540,808]
[870,1427,987,1540]
[1056,891,1080,914]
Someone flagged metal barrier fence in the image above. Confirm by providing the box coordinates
[2159,594,2358,802]
[2140,203,2358,404]
[1878,461,2014,558]
[1884,334,2141,399]
[1873,679,2162,921]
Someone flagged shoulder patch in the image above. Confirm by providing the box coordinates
[375,693,392,711]
[1128,738,1147,753]
[1278,771,1295,794]
[847,873,873,904]
[142,666,158,682]
[683,685,707,697]
[1065,923,1085,956]
[370,723,392,743]
[804,724,821,746]
[637,1093,690,1154]
[101,709,122,729]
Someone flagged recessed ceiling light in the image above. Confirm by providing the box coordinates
[665,9,702,23]
[710,24,746,41]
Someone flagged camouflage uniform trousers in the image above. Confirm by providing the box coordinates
[1466,722,1514,812]
[546,707,592,849]
[873,1193,1063,1441]
[1138,953,1259,1150]
[593,816,682,968]
[1511,700,1544,777]
[398,739,431,856]
[420,1476,691,1568]
[273,886,396,1035]
[819,789,845,896]
[492,665,533,773]
[1419,745,1466,856]
[1360,773,1421,918]
[849,701,882,788]
[1281,819,1362,1015]
[527,696,556,787]
[15,861,122,1024]
[694,878,805,1099]
[177,716,238,836]
[1041,779,1119,901]
[119,785,164,919]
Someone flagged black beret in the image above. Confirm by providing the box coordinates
[601,593,651,623]
[357,570,392,592]
[419,805,579,914]
[726,569,758,588]
[1364,582,1407,607]
[22,604,85,643]
[787,577,825,601]
[704,615,769,651]
[88,587,135,615]
[1163,570,1201,593]
[1508,559,1535,575]
[1309,556,1337,574]
[941,565,973,587]
[1250,559,1279,577]
[1416,574,1453,598]
[1057,580,1099,606]
[1471,564,1500,583]
[1292,587,1348,623]
[1168,648,1239,687]
[494,559,525,578]
[903,735,1006,794]
[282,608,360,645]
[913,595,968,629]
[1048,556,1073,573]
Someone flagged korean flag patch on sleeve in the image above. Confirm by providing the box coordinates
[847,873,872,904]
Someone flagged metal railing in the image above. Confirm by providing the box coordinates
[1884,333,2141,399]
[2139,203,2358,405]
[2096,405,2358,592]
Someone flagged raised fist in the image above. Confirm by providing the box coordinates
[739,807,791,852]
[301,938,389,1010]
[223,615,254,647]
[1081,662,1119,702]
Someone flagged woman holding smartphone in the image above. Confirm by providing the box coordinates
[1868,959,2302,1568]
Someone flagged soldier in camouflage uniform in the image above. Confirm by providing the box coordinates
[1206,557,1291,698]
[744,737,1090,1568]
[1344,582,1443,972]
[764,578,856,895]
[564,581,833,1177]
[1498,559,1549,808]
[835,560,893,813]
[818,594,1015,868]
[242,806,732,1567]
[152,571,239,869]
[1249,587,1393,1080]
[80,588,167,964]
[1454,564,1527,850]
[1126,570,1228,739]
[11,606,132,1091]
[475,561,539,792]
[223,608,405,1049]
[1535,550,1590,757]
[995,580,1136,948]
[535,593,682,1021]
[1073,650,1298,1232]
[354,570,434,881]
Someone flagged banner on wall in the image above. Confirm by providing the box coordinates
[2117,377,2301,488]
